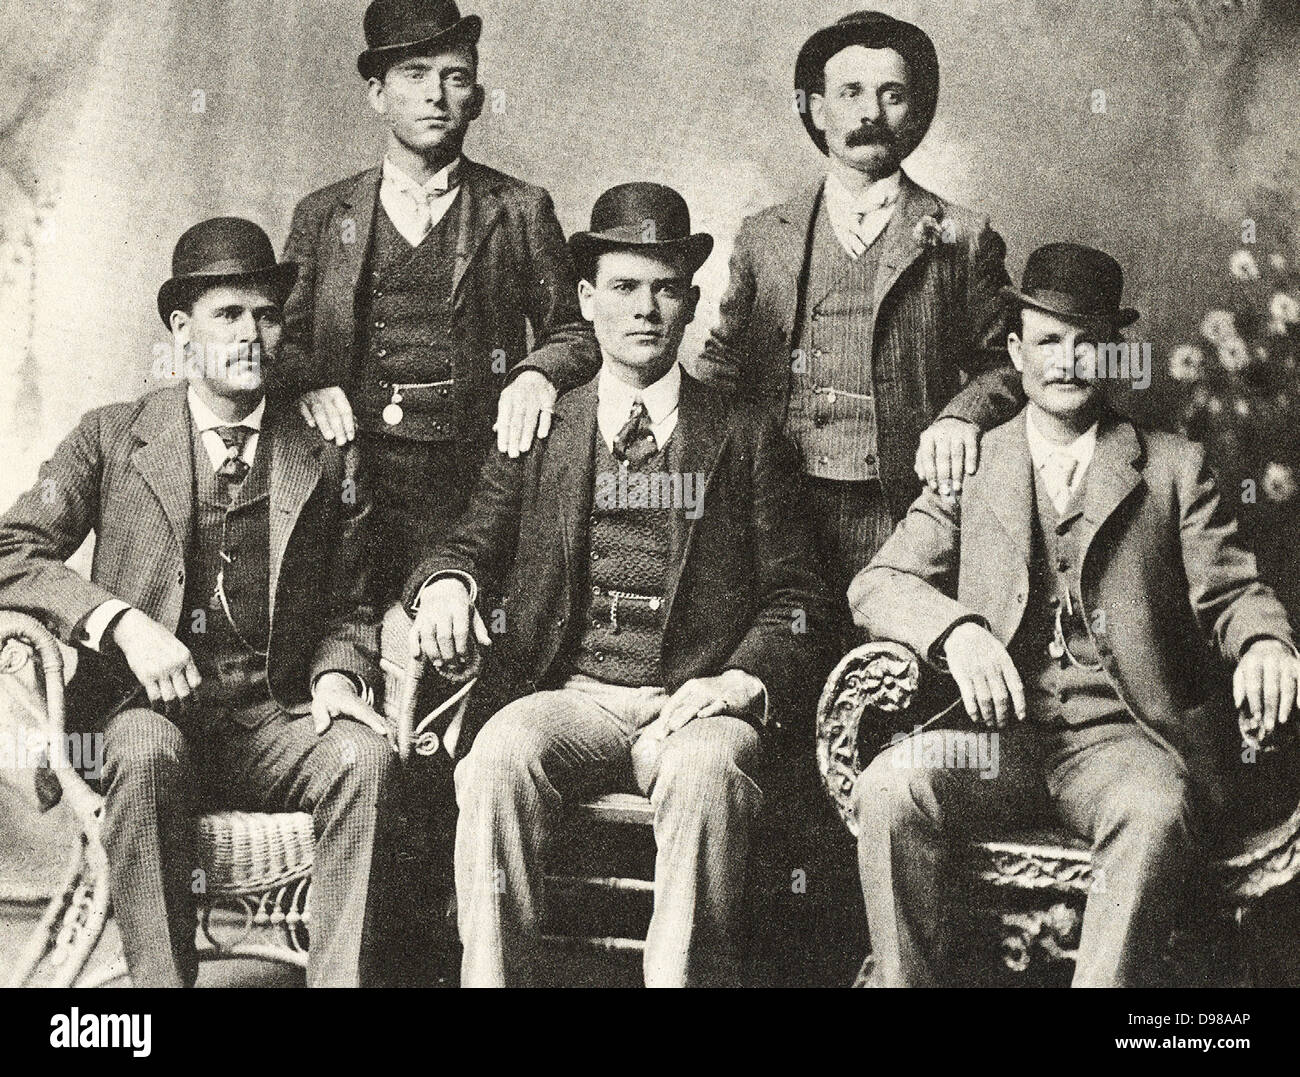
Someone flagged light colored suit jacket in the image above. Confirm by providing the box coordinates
[699,171,1023,515]
[849,407,1296,797]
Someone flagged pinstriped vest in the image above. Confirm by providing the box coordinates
[353,201,458,441]
[786,205,883,482]
[179,422,277,725]
[1009,466,1131,729]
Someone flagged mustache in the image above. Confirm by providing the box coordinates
[845,123,896,148]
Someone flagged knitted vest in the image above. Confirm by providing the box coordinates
[787,204,883,481]
[353,200,458,441]
[569,432,677,687]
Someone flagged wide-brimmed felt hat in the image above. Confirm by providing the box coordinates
[570,183,714,276]
[1001,242,1140,327]
[157,217,298,327]
[795,10,940,156]
[358,0,482,80]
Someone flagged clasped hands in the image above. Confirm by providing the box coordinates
[942,620,1300,741]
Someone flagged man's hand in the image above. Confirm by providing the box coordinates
[915,417,982,496]
[409,577,491,670]
[942,621,1026,728]
[1234,639,1300,744]
[311,672,394,748]
[659,669,764,734]
[110,608,201,710]
[297,387,356,446]
[495,370,557,458]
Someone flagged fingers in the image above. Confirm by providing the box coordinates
[947,436,965,494]
[513,399,540,457]
[169,669,194,706]
[971,672,997,728]
[311,696,331,736]
[1242,657,1265,726]
[495,397,511,454]
[506,401,528,459]
[320,398,347,447]
[1003,660,1027,723]
[310,398,338,442]
[1233,662,1246,710]
[472,608,493,649]
[1279,662,1297,728]
[1262,662,1281,737]
[536,406,554,441]
[954,670,980,725]
[298,399,317,429]
[914,432,938,491]
[330,695,395,747]
[963,425,981,477]
[330,389,356,443]
[183,660,202,692]
[450,598,470,660]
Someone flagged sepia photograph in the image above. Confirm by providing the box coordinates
[0,0,1298,1031]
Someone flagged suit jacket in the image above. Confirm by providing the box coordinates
[848,407,1297,797]
[274,158,600,470]
[406,371,836,751]
[698,171,1024,515]
[0,385,379,726]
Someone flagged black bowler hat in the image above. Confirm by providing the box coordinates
[570,183,714,276]
[1002,243,1140,327]
[157,218,298,327]
[357,0,482,80]
[795,10,940,156]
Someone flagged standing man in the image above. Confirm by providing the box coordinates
[702,10,1023,628]
[276,0,598,602]
[0,219,395,987]
[848,243,1300,986]
[408,184,833,986]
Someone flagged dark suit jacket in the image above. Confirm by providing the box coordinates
[0,385,379,725]
[406,371,836,751]
[699,172,1024,515]
[274,157,600,471]
[848,408,1297,797]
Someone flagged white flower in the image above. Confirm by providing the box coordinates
[1234,398,1251,417]
[1217,337,1251,371]
[1168,345,1206,381]
[1200,309,1238,344]
[1269,253,1288,272]
[1270,292,1300,325]
[1263,462,1298,502]
[1230,249,1261,281]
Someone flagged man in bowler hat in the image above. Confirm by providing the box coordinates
[275,0,598,603]
[701,11,1023,639]
[0,218,397,987]
[848,243,1300,985]
[407,183,834,986]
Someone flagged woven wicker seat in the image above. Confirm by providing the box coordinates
[196,811,315,896]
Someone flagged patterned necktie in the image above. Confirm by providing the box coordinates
[612,400,658,467]
[213,425,254,484]
[1041,450,1079,516]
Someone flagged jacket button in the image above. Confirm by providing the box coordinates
[863,453,876,466]
[595,651,604,662]
[1057,558,1069,572]
[818,455,830,466]
[556,616,565,627]
[591,585,601,596]
[177,570,185,585]
[377,348,388,358]
[591,549,600,560]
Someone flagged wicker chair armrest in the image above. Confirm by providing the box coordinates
[815,640,924,837]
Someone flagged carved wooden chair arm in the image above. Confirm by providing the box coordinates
[815,640,924,838]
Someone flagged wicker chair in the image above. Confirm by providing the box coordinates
[816,640,1300,986]
[0,607,661,987]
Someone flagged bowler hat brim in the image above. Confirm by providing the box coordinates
[569,231,714,277]
[157,263,299,327]
[357,14,482,79]
[1000,285,1140,329]
[795,15,939,156]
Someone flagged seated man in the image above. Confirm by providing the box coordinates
[848,242,1300,987]
[408,183,833,987]
[0,218,396,987]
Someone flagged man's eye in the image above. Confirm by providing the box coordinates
[840,87,857,99]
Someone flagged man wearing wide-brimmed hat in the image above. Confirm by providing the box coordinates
[407,183,834,986]
[275,0,598,604]
[701,10,1023,643]
[0,218,399,987]
[848,242,1300,986]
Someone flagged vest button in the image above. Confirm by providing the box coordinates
[1057,558,1069,571]
[177,570,185,585]
[591,585,601,596]
[377,348,388,358]
[818,455,830,466]
[863,453,876,466]
[595,652,605,662]
[813,413,828,428]
[556,617,565,627]
[590,549,600,560]
[374,321,384,329]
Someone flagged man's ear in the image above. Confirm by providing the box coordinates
[169,308,190,343]
[367,77,386,116]
[577,278,595,323]
[1006,331,1025,373]
[466,83,485,122]
[808,92,827,133]
[686,284,701,321]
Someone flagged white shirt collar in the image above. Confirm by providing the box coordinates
[1025,408,1098,476]
[824,169,901,215]
[596,363,682,452]
[382,155,462,197]
[186,387,265,433]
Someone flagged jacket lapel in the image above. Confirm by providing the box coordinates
[977,412,1035,566]
[266,405,324,613]
[769,179,824,336]
[871,172,942,314]
[547,378,600,583]
[1078,416,1144,573]
[326,167,379,302]
[450,159,505,309]
[129,385,194,559]
[662,375,730,628]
